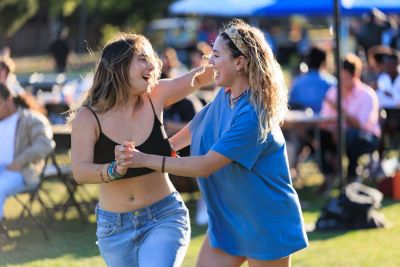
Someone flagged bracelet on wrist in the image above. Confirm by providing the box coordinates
[161,156,166,173]
[107,160,124,181]
[100,164,111,183]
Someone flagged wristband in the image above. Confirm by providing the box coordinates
[107,160,124,180]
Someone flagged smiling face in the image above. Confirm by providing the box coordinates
[129,44,155,95]
[209,35,238,88]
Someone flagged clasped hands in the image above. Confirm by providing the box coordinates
[114,141,144,175]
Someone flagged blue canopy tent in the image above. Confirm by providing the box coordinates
[170,0,274,17]
[253,0,400,16]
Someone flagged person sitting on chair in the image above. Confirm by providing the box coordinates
[0,83,54,224]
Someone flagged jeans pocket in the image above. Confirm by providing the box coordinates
[96,218,117,238]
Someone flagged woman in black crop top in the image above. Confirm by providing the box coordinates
[69,32,214,266]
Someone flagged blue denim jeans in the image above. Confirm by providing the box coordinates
[95,192,190,267]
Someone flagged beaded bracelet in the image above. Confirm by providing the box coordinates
[107,160,124,180]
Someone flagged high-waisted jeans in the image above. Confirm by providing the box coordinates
[95,192,190,267]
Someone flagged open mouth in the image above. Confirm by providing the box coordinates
[142,75,150,82]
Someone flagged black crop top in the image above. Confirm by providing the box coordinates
[86,98,172,179]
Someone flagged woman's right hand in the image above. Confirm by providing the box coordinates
[115,141,147,169]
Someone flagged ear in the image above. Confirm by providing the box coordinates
[235,55,247,72]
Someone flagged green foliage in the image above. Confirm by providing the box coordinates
[100,24,121,46]
[0,0,39,36]
[1,0,176,39]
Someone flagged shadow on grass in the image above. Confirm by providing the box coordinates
[0,214,99,266]
[0,197,209,266]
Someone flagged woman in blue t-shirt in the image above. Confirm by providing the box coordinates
[116,20,308,267]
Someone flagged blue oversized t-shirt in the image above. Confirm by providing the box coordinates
[189,88,308,260]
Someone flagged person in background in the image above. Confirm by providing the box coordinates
[356,9,390,53]
[0,84,54,229]
[160,47,188,79]
[0,52,25,96]
[287,47,336,179]
[289,46,336,113]
[376,51,400,159]
[70,32,214,267]
[49,28,70,73]
[363,45,392,90]
[320,54,381,190]
[376,51,400,108]
[116,19,308,267]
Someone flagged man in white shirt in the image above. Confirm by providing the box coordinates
[377,53,400,108]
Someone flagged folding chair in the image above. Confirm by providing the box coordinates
[41,153,95,223]
[12,184,50,240]
[2,156,53,241]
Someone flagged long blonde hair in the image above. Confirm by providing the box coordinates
[221,19,288,141]
[68,32,161,122]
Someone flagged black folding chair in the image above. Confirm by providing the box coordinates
[1,156,53,241]
[39,153,92,223]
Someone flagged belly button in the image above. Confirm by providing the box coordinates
[129,196,135,202]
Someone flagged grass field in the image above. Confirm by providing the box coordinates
[1,175,399,267]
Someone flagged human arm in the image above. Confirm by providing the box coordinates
[117,142,231,178]
[117,105,263,177]
[152,65,215,108]
[169,124,191,151]
[71,108,125,184]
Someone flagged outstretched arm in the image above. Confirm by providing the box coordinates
[116,142,231,178]
[152,65,215,107]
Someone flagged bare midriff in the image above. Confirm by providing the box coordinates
[98,172,175,212]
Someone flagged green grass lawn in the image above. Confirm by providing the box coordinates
[1,179,400,267]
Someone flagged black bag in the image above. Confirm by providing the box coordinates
[316,182,386,231]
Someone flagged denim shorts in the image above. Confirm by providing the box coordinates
[95,192,190,267]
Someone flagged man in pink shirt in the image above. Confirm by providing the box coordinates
[319,54,381,188]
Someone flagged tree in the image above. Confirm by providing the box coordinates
[0,0,39,36]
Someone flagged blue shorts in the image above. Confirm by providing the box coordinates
[95,192,190,267]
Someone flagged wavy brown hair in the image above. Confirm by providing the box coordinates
[69,32,161,122]
[220,19,288,141]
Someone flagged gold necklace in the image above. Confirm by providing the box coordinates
[229,89,248,109]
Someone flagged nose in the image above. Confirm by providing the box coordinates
[209,55,215,65]
[147,60,154,71]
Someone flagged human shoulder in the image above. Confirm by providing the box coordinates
[72,106,100,133]
[359,82,378,100]
[232,102,258,127]
[377,72,390,83]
